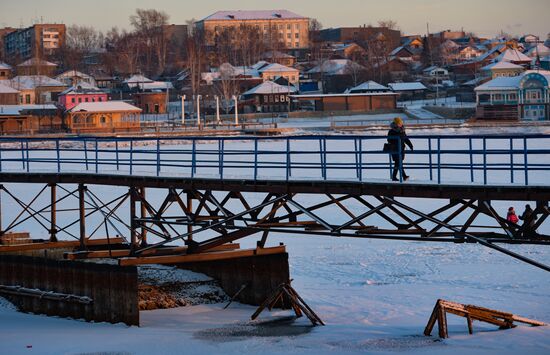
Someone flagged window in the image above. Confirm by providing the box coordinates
[295,24,300,30]
[287,33,291,39]
[508,93,518,101]
[85,98,89,102]
[100,116,106,124]
[493,93,503,101]
[278,24,283,30]
[92,98,95,102]
[71,97,75,103]
[526,90,541,100]
[78,98,82,103]
[295,33,299,38]
[25,94,31,104]
[98,97,103,102]
[287,24,291,30]
[295,42,299,48]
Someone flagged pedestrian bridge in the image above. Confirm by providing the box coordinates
[0,134,549,272]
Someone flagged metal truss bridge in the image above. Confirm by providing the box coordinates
[0,134,549,271]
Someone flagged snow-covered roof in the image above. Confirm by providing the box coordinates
[0,82,19,94]
[70,101,141,113]
[56,70,95,80]
[347,81,389,93]
[9,76,66,90]
[262,51,295,59]
[474,76,523,91]
[388,82,427,91]
[496,48,531,63]
[0,104,57,116]
[422,66,447,73]
[124,75,172,90]
[525,44,550,58]
[258,63,298,73]
[60,83,105,95]
[124,74,153,84]
[307,59,365,76]
[0,62,12,70]
[241,81,297,96]
[250,61,270,70]
[481,61,524,71]
[201,10,307,21]
[17,58,57,67]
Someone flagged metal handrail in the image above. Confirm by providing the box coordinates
[0,134,548,186]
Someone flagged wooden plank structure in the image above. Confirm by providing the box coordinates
[251,281,324,326]
[118,245,286,266]
[0,237,126,252]
[63,243,241,260]
[424,299,547,338]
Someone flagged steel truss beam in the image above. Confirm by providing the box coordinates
[0,183,548,272]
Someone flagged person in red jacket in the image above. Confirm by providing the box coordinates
[506,206,519,224]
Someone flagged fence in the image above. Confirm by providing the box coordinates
[0,254,139,325]
[0,134,548,185]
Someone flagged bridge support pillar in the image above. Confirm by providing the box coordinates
[78,184,86,250]
[49,183,57,242]
[140,187,147,246]
[129,187,139,252]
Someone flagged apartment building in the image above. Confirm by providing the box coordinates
[4,24,66,60]
[196,10,310,49]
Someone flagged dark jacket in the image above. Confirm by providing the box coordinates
[387,122,413,157]
[519,207,537,229]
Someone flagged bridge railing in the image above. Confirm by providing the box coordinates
[0,134,548,185]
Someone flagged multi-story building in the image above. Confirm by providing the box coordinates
[475,71,550,120]
[4,24,66,60]
[0,27,17,60]
[319,27,401,49]
[196,10,310,49]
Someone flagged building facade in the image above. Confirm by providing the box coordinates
[196,10,310,49]
[475,72,550,120]
[4,24,66,60]
[58,86,108,111]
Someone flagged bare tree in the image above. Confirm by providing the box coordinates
[377,19,399,31]
[216,63,240,113]
[130,8,169,75]
[186,32,205,97]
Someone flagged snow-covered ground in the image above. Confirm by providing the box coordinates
[0,125,549,354]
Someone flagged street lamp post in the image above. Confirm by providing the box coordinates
[181,95,186,126]
[216,95,221,124]
[233,95,239,125]
[196,95,202,128]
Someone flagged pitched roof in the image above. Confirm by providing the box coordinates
[474,75,523,91]
[201,10,307,21]
[124,74,154,84]
[241,81,297,96]
[307,59,365,76]
[9,75,66,90]
[0,82,19,94]
[388,82,427,91]
[60,83,105,95]
[258,63,298,73]
[525,44,550,58]
[56,70,95,80]
[70,101,141,113]
[262,51,295,59]
[17,58,57,67]
[481,61,524,71]
[347,81,389,93]
[496,48,531,63]
[0,62,12,70]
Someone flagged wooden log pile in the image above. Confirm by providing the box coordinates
[424,299,547,338]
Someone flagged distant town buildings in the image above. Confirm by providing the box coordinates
[4,24,65,60]
[196,10,310,49]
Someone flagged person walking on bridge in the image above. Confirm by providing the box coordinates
[387,117,414,181]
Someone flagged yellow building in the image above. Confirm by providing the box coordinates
[68,101,141,133]
[196,10,310,49]
[258,63,300,86]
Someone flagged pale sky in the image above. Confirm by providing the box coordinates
[0,0,548,38]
